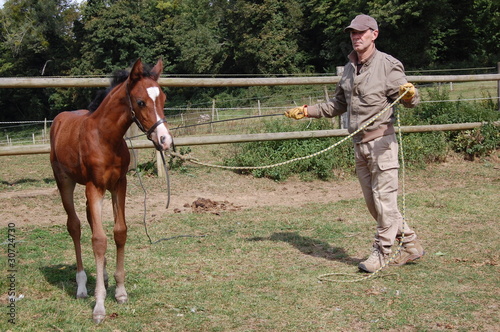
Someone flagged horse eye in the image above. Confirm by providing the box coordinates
[137,100,146,107]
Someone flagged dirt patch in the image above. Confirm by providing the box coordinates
[0,153,498,227]
[186,197,243,214]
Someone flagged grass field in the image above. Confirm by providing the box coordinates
[0,149,498,331]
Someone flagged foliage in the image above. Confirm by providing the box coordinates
[404,86,500,159]
[168,146,192,173]
[1,0,499,120]
[412,88,500,126]
[400,132,449,168]
[224,118,354,181]
[452,123,500,160]
[134,159,158,176]
[223,85,499,181]
[0,0,80,120]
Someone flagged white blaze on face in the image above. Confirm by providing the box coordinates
[146,86,172,150]
[147,87,160,103]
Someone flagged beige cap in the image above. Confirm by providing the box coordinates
[344,14,378,32]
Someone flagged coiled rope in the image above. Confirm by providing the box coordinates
[317,97,408,282]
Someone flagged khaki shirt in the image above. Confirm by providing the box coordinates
[307,49,419,142]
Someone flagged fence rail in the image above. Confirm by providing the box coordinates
[0,122,498,157]
[0,71,499,157]
[0,74,500,88]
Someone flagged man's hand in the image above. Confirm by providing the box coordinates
[399,83,415,100]
[285,106,307,120]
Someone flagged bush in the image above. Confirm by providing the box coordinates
[223,86,499,181]
[400,132,449,167]
[413,88,499,126]
[223,118,354,181]
[452,123,500,160]
[404,87,499,159]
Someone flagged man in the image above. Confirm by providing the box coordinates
[285,14,424,273]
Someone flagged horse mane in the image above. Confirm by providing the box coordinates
[87,62,156,112]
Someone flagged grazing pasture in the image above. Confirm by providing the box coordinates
[0,149,498,331]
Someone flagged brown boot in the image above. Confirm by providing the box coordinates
[358,245,390,273]
[390,239,425,266]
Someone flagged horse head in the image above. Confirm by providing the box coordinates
[126,58,173,151]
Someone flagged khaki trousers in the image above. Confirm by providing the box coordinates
[354,134,416,254]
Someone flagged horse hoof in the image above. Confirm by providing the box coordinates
[116,295,128,304]
[76,291,88,299]
[93,314,106,324]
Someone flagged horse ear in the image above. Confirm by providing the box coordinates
[129,58,144,84]
[151,58,163,81]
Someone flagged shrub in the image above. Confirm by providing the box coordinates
[223,118,354,181]
[400,132,449,167]
[452,123,500,160]
[223,86,499,181]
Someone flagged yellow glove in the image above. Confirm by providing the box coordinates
[399,83,415,101]
[285,106,307,120]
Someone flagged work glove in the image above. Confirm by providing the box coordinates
[399,83,415,101]
[285,106,307,120]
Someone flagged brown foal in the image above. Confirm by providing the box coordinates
[50,58,172,323]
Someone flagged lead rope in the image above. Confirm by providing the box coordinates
[170,89,412,282]
[317,99,408,283]
[168,91,409,171]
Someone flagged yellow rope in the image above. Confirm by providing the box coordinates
[317,102,408,283]
[169,91,409,170]
[170,89,412,282]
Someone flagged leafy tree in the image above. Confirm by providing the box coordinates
[0,0,80,120]
[170,0,229,74]
[0,0,499,121]
[224,0,306,75]
[75,0,175,75]
[301,0,360,71]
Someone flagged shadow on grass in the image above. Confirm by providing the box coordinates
[40,264,96,298]
[1,178,55,186]
[248,232,362,266]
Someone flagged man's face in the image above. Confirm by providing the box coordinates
[350,29,378,53]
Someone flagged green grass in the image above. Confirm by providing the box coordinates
[0,154,499,331]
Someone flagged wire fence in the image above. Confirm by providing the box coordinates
[1,81,499,147]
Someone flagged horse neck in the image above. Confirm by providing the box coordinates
[90,84,132,141]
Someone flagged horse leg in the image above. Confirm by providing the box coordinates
[56,176,88,299]
[111,178,128,304]
[85,184,107,324]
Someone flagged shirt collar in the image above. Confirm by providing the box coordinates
[348,48,378,66]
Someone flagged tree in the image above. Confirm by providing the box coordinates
[75,0,175,75]
[0,0,80,120]
[225,0,306,75]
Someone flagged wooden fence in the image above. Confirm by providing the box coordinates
[0,73,500,88]
[0,72,499,158]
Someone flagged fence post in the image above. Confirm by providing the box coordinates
[157,151,165,178]
[324,85,338,128]
[44,118,47,143]
[336,66,348,128]
[211,99,215,133]
[126,123,139,171]
[497,62,500,111]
